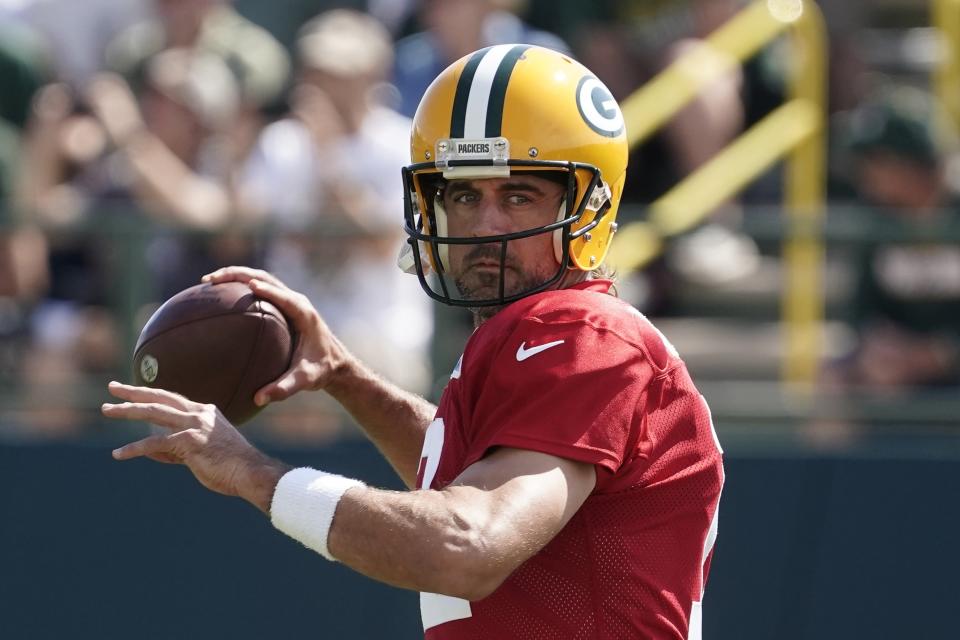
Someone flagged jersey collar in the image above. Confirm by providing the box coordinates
[567,278,614,295]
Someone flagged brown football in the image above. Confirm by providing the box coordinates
[132,281,294,424]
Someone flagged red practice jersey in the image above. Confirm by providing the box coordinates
[416,280,724,640]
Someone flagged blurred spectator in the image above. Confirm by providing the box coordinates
[392,0,569,117]
[574,0,750,204]
[14,50,249,435]
[829,87,960,394]
[367,0,417,35]
[105,0,290,160]
[20,50,245,235]
[0,108,47,341]
[0,20,50,128]
[2,0,149,88]
[0,20,50,303]
[105,0,289,110]
[563,0,782,315]
[240,9,433,406]
[0,20,50,402]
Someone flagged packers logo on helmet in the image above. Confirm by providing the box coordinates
[399,45,628,307]
[576,76,625,138]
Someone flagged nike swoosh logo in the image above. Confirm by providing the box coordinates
[516,340,565,362]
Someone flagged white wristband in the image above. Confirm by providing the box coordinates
[270,467,365,561]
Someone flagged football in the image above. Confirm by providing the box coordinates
[132,281,294,424]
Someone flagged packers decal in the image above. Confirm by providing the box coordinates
[140,354,159,383]
[576,76,625,138]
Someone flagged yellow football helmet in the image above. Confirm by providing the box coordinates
[400,44,628,307]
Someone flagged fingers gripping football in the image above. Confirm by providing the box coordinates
[247,278,314,328]
[202,266,284,289]
[201,267,350,405]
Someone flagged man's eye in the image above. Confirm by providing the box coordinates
[452,192,478,204]
[506,194,531,205]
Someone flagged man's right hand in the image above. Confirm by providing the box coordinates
[202,267,351,405]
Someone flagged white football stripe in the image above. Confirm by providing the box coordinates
[463,45,515,138]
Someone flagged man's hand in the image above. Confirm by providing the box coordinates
[290,83,345,148]
[85,73,145,147]
[202,267,352,406]
[102,382,289,513]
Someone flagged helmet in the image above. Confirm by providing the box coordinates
[399,44,628,307]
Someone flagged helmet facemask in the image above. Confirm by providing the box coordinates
[400,160,609,308]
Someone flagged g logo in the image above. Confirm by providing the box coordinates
[140,354,159,383]
[576,76,625,138]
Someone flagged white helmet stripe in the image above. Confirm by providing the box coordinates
[463,45,515,138]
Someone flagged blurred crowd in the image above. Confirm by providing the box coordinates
[0,0,957,442]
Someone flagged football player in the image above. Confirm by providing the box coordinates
[103,45,724,639]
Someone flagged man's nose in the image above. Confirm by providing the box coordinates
[470,200,512,237]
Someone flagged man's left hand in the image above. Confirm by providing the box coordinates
[102,382,289,513]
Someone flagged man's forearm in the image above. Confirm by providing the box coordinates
[325,356,436,488]
[123,132,232,230]
[322,485,501,601]
[283,450,588,602]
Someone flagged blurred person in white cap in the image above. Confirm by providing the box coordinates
[240,9,433,398]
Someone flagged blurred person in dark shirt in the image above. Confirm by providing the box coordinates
[0,21,50,303]
[829,87,960,394]
[0,22,51,402]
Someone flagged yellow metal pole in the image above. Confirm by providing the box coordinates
[782,1,827,388]
[609,100,820,272]
[650,101,820,236]
[608,100,819,273]
[620,1,793,148]
[611,0,829,388]
[933,0,960,130]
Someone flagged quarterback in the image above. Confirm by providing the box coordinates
[104,45,724,639]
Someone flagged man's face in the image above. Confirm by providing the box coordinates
[856,152,943,211]
[442,174,565,304]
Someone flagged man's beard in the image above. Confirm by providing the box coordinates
[453,245,553,323]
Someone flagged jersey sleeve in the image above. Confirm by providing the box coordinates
[465,315,653,475]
